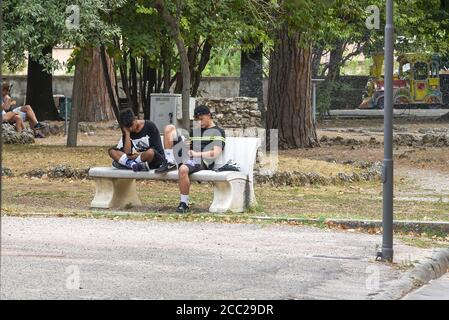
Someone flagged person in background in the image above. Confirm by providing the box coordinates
[2,83,46,137]
[1,109,25,132]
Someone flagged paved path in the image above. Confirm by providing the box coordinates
[403,274,449,300]
[0,217,434,300]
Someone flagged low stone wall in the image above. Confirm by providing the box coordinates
[197,97,262,129]
[2,123,35,144]
[256,161,382,187]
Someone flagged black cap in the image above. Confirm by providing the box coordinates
[194,105,211,118]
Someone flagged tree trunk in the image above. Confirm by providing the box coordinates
[239,44,265,117]
[312,44,324,78]
[174,72,183,93]
[146,66,158,120]
[161,44,172,93]
[129,55,139,116]
[67,49,85,147]
[325,41,345,82]
[26,46,59,120]
[75,47,117,122]
[155,0,191,130]
[266,25,318,149]
[119,50,131,107]
[100,45,120,121]
[191,39,212,97]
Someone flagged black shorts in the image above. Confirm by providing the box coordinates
[147,154,164,169]
[182,162,205,174]
[109,147,164,169]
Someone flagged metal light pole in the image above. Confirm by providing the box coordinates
[379,0,395,262]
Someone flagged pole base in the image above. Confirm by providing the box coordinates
[376,249,394,262]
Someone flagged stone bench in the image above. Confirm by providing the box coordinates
[89,137,261,213]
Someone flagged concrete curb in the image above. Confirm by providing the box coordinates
[6,213,449,235]
[371,248,449,300]
[250,216,449,234]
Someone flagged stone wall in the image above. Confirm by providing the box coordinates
[5,75,449,111]
[196,97,262,129]
[4,75,264,107]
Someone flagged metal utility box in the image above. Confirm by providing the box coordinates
[150,93,196,133]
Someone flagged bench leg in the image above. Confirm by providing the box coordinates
[247,179,257,208]
[210,179,256,213]
[91,178,142,209]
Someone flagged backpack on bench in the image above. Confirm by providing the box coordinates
[214,159,241,172]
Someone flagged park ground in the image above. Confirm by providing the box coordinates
[0,215,437,300]
[2,117,449,250]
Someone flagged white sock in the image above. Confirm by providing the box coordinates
[180,194,189,205]
[135,155,142,164]
[165,149,175,163]
[118,154,128,166]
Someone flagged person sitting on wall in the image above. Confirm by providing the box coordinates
[2,83,46,137]
[1,109,25,133]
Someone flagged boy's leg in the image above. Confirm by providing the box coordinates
[138,148,173,171]
[163,124,177,150]
[176,162,202,213]
[178,164,191,196]
[136,149,154,163]
[20,105,39,128]
[13,115,24,133]
[108,148,126,162]
[154,124,179,173]
[177,164,191,213]
[108,148,138,170]
[163,124,179,164]
[3,112,15,123]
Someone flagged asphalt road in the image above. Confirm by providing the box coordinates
[0,216,434,300]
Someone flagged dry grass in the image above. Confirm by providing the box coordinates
[3,145,111,174]
[276,157,360,176]
[3,121,449,224]
[3,174,449,222]
[5,143,364,177]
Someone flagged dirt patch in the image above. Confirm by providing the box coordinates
[2,118,449,225]
[3,145,111,175]
[320,135,381,147]
[256,162,381,187]
[24,165,89,180]
[1,167,14,177]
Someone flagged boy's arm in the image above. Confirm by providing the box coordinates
[2,95,11,111]
[148,121,165,158]
[191,129,225,160]
[191,146,223,160]
[122,127,133,155]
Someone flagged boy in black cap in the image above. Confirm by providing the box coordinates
[158,105,226,213]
